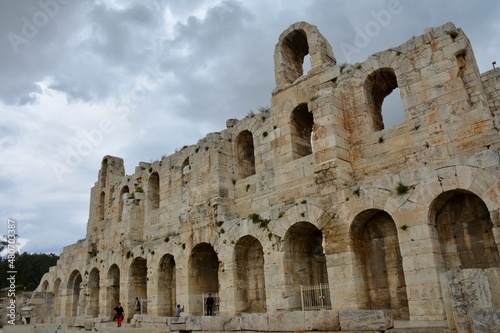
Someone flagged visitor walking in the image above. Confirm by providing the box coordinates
[113,303,124,327]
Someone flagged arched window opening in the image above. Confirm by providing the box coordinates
[303,54,312,75]
[365,68,401,131]
[182,157,190,175]
[382,87,405,128]
[99,191,105,221]
[118,186,129,222]
[234,236,266,314]
[108,186,114,208]
[283,222,329,310]
[158,255,176,316]
[432,191,500,270]
[148,172,160,210]
[189,243,219,315]
[281,29,309,83]
[351,210,409,319]
[291,103,314,159]
[235,130,256,179]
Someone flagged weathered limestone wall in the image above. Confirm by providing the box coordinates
[34,21,500,329]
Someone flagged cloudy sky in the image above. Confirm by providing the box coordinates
[1,0,499,254]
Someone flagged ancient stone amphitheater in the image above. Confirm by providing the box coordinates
[23,21,500,332]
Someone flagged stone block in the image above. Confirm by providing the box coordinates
[240,313,268,331]
[304,310,340,331]
[339,310,393,331]
[200,316,241,331]
[3,326,36,333]
[185,315,202,331]
[267,311,305,331]
[441,269,493,333]
[471,308,500,333]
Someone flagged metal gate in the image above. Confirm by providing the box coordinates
[201,292,219,315]
[300,284,332,311]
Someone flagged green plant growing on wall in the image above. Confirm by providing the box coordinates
[216,221,224,227]
[396,182,410,195]
[378,136,384,143]
[246,184,251,192]
[263,131,268,137]
[401,224,408,231]
[300,199,307,204]
[278,211,285,218]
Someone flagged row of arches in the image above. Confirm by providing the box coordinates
[42,189,499,319]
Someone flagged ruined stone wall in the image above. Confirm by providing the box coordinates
[35,21,500,327]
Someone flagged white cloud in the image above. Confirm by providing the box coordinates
[0,0,498,253]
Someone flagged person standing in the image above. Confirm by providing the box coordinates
[134,297,141,314]
[205,293,214,316]
[114,303,124,327]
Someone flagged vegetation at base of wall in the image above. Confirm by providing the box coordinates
[135,187,144,193]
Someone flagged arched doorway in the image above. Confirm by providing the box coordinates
[67,270,82,317]
[189,243,219,315]
[107,264,120,316]
[88,268,100,317]
[158,254,176,316]
[283,222,328,310]
[432,190,500,270]
[234,236,266,313]
[351,209,409,319]
[128,258,147,317]
[53,278,61,316]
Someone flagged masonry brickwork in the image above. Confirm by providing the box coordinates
[32,21,500,331]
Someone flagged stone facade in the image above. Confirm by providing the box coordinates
[34,21,500,329]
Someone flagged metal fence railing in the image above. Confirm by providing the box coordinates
[300,284,332,311]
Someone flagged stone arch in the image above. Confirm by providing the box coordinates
[157,254,176,316]
[234,235,266,314]
[188,242,219,315]
[118,186,129,222]
[365,68,400,131]
[350,209,409,319]
[41,280,49,292]
[291,103,313,159]
[53,278,62,316]
[235,130,256,179]
[274,21,336,86]
[283,222,328,310]
[67,270,82,317]
[148,172,160,210]
[430,190,500,270]
[128,257,147,318]
[106,264,120,317]
[88,268,100,317]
